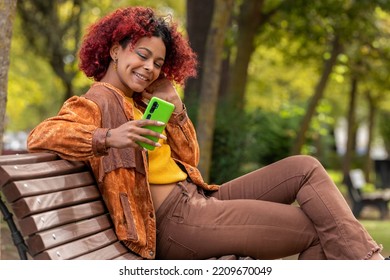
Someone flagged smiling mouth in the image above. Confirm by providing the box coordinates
[134,72,149,81]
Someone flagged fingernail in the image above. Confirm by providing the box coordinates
[157,121,165,125]
[155,142,162,147]
[160,134,167,140]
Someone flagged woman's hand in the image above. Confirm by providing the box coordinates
[143,78,183,113]
[105,119,167,150]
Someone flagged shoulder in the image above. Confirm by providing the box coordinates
[83,84,125,109]
[60,91,100,114]
[83,84,111,100]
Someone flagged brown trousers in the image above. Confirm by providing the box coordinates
[155,155,381,260]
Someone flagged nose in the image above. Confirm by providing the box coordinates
[144,58,153,72]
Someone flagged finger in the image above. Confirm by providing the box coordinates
[136,127,166,140]
[141,90,153,100]
[137,135,162,148]
[137,119,166,127]
[128,120,164,128]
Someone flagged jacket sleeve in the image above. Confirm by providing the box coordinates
[27,96,109,161]
[165,106,199,167]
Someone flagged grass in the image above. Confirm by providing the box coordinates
[360,219,390,257]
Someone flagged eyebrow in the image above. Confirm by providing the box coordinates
[138,47,165,62]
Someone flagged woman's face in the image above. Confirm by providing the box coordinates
[114,36,166,93]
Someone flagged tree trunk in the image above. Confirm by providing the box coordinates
[226,0,265,112]
[291,36,343,155]
[343,76,358,181]
[196,0,234,182]
[184,0,214,122]
[0,0,17,155]
[217,48,231,101]
[363,90,376,182]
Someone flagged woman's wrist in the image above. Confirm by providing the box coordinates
[92,127,111,156]
[104,129,112,149]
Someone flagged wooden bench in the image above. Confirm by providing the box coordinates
[0,152,252,260]
[344,169,390,220]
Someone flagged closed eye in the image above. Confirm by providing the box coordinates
[136,49,164,69]
[136,51,147,60]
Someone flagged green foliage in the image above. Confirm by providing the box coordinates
[247,108,297,166]
[209,105,299,184]
[208,91,343,184]
[210,107,249,184]
[6,16,64,131]
[246,43,317,112]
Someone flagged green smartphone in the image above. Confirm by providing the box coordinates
[138,97,175,150]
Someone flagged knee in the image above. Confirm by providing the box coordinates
[286,155,324,174]
[288,155,321,167]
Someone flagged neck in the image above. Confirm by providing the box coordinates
[99,65,134,98]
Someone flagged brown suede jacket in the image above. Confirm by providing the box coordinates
[27,84,219,259]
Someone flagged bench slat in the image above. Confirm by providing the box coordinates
[27,214,112,256]
[0,160,87,188]
[19,200,106,236]
[11,185,101,218]
[0,152,142,260]
[34,229,118,260]
[3,171,95,203]
[112,252,144,260]
[0,152,58,165]
[73,241,130,260]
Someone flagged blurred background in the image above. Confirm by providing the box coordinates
[1,0,390,259]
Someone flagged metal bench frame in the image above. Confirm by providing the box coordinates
[344,169,390,220]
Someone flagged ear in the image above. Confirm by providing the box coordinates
[110,43,120,60]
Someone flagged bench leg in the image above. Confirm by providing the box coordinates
[379,202,389,220]
[0,194,29,260]
[352,203,363,218]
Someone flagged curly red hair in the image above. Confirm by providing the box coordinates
[79,7,197,85]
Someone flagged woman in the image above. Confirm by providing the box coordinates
[27,6,386,260]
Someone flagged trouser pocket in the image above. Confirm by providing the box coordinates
[169,189,190,223]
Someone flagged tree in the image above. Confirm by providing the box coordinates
[226,0,282,112]
[364,89,379,181]
[17,0,83,102]
[196,0,234,182]
[291,36,343,155]
[0,0,17,154]
[184,0,214,122]
[288,0,390,155]
[343,76,358,181]
[335,4,390,181]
